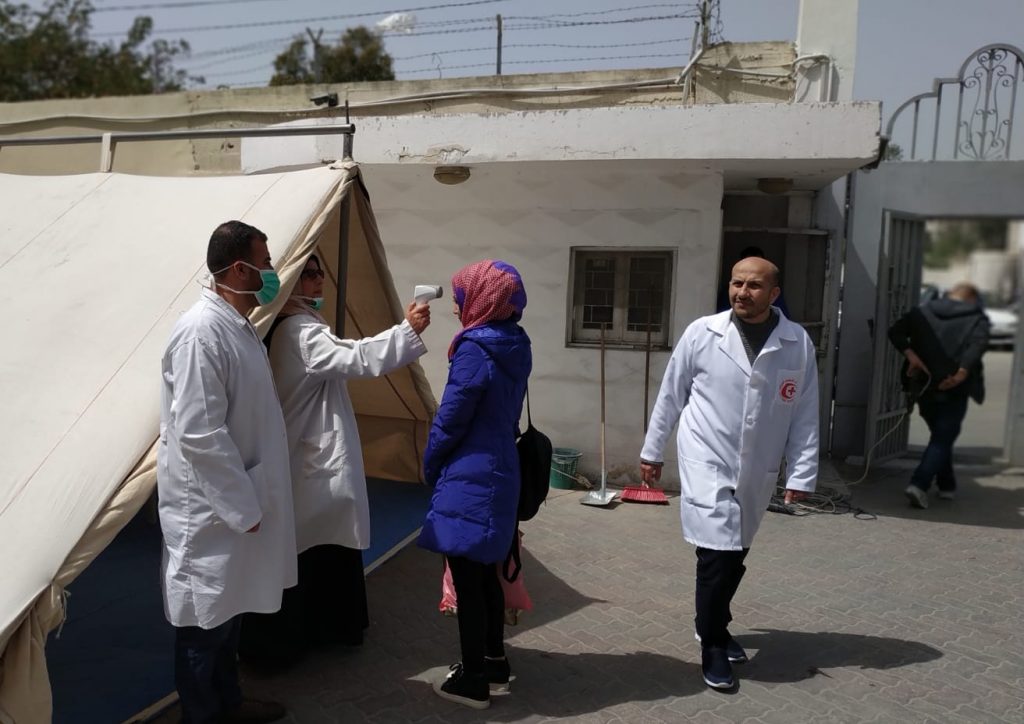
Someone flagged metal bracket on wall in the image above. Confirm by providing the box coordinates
[0,123,356,173]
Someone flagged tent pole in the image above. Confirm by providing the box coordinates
[342,100,354,161]
[335,193,351,338]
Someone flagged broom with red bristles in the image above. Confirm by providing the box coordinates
[622,291,669,505]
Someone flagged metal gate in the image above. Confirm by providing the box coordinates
[863,212,926,462]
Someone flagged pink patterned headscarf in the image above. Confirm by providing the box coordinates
[449,259,527,359]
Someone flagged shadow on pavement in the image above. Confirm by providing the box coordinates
[427,647,707,721]
[831,458,1024,530]
[509,546,607,631]
[739,628,943,683]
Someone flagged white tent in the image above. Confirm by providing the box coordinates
[0,162,435,722]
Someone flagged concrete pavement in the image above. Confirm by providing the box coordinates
[217,454,1024,723]
[153,351,1024,723]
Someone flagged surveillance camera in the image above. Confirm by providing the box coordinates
[310,92,339,107]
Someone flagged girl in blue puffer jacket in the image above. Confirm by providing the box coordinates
[419,259,531,710]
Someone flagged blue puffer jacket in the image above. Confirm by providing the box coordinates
[418,320,532,563]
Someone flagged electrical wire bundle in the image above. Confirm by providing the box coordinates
[766,370,933,522]
[767,485,876,521]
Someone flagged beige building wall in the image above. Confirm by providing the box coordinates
[0,42,795,176]
[364,160,723,487]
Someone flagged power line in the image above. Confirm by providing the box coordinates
[391,46,494,61]
[390,37,689,61]
[382,13,694,39]
[379,24,496,38]
[181,7,695,79]
[182,18,497,63]
[92,0,507,37]
[399,52,685,74]
[506,3,690,21]
[185,46,275,71]
[195,43,689,84]
[509,37,689,50]
[93,0,282,12]
[504,13,698,31]
[188,36,293,60]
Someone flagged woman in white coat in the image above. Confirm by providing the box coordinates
[640,256,819,691]
[239,253,430,664]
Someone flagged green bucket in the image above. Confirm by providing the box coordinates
[549,447,582,489]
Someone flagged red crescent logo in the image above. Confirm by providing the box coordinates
[780,379,797,402]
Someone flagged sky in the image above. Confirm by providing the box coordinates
[22,0,1024,123]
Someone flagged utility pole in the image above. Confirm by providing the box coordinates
[700,0,711,48]
[306,27,324,83]
[495,14,503,75]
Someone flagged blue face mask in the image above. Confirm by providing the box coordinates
[213,261,280,306]
[296,295,324,311]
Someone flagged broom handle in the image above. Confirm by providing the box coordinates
[644,289,653,433]
[600,323,607,491]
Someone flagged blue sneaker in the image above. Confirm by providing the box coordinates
[701,646,735,690]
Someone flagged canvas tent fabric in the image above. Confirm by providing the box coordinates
[0,162,435,723]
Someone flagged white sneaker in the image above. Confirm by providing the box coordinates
[937,490,955,501]
[905,485,929,509]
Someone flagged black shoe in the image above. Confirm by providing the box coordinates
[701,647,735,690]
[432,663,490,709]
[485,655,514,694]
[724,637,748,663]
[222,699,287,723]
[694,631,747,663]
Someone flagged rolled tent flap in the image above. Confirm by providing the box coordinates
[0,162,434,723]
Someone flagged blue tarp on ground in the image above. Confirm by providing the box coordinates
[47,478,432,724]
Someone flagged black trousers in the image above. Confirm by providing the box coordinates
[910,392,970,492]
[174,617,242,724]
[239,544,369,665]
[695,547,749,648]
[447,556,506,675]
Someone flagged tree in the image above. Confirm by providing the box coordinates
[270,26,394,86]
[882,142,904,161]
[0,0,199,102]
[924,219,1008,269]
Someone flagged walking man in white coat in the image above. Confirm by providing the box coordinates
[639,255,819,691]
[157,220,295,724]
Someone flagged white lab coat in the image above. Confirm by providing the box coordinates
[641,309,819,550]
[157,289,297,629]
[268,312,427,553]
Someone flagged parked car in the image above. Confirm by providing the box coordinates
[985,305,1018,350]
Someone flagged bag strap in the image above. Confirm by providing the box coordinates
[502,531,522,583]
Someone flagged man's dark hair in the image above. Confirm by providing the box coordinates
[207,221,267,276]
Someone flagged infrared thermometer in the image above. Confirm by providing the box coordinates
[414,284,443,304]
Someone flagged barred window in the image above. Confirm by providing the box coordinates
[570,249,673,347]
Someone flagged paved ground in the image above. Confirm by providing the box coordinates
[157,351,1024,723]
[214,453,1023,724]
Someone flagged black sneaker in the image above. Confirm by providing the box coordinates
[432,663,490,709]
[485,656,514,694]
[694,631,748,663]
[701,646,735,690]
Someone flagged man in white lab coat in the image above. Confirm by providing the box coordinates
[640,256,819,691]
[157,220,295,724]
